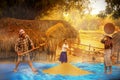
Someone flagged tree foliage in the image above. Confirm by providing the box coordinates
[97,11,107,19]
[105,0,120,19]
[77,15,101,30]
[0,0,90,19]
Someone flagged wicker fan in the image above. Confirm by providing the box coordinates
[104,23,115,34]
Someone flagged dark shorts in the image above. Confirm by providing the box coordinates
[18,54,30,61]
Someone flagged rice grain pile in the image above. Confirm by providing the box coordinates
[43,63,91,76]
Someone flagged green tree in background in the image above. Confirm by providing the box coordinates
[105,0,120,19]
[77,15,101,30]
[97,11,107,19]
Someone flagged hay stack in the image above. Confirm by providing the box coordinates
[46,23,66,38]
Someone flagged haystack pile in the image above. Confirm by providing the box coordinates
[0,18,78,60]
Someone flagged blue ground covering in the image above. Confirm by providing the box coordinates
[0,62,120,80]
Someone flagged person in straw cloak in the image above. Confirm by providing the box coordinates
[101,35,113,74]
[112,29,120,64]
[14,29,37,72]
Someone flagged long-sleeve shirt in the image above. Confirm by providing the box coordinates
[101,37,113,49]
[15,35,34,53]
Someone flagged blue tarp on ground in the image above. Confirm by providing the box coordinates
[0,62,120,80]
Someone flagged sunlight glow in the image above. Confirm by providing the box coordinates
[90,0,107,15]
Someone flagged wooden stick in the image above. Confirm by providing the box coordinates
[18,43,45,56]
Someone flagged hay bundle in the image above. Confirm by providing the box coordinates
[112,31,120,46]
[46,23,66,38]
[112,31,120,56]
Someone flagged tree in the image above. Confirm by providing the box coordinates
[78,15,101,30]
[105,0,120,19]
[97,11,107,19]
[0,0,90,19]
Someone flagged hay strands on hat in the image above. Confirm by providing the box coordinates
[17,43,46,56]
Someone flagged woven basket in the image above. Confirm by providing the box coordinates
[104,23,115,34]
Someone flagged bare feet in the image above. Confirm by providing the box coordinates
[13,68,17,72]
[108,71,112,74]
[104,70,107,74]
[105,71,112,74]
[32,68,38,73]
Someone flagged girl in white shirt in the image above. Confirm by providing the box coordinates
[59,39,69,63]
